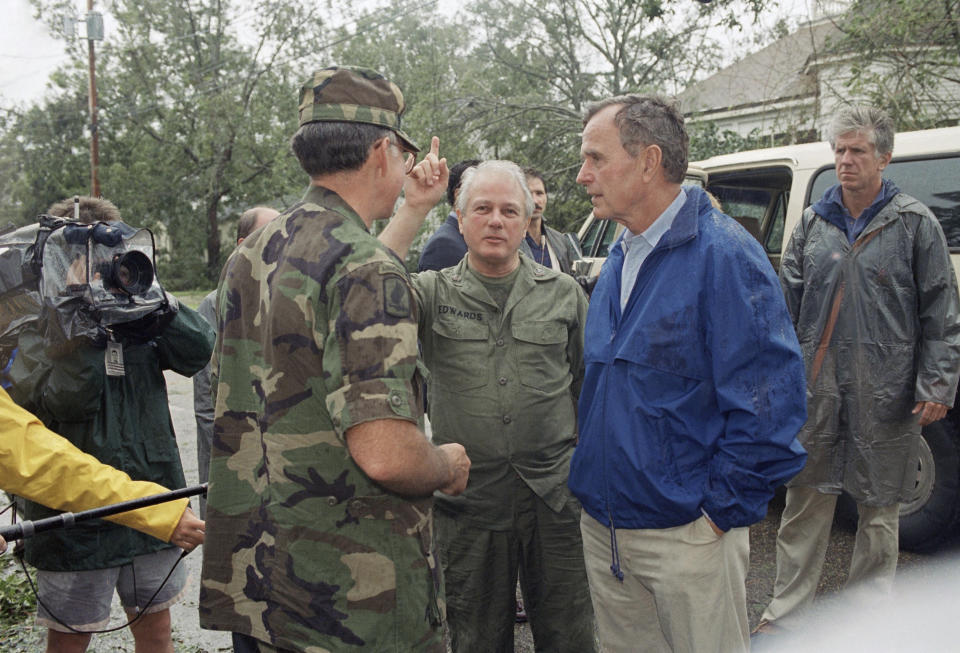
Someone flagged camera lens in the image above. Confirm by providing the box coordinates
[111,251,153,295]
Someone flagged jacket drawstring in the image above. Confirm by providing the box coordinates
[607,509,624,581]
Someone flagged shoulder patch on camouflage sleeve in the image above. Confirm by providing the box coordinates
[383,276,411,318]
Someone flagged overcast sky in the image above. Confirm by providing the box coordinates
[0,0,71,105]
[0,0,819,107]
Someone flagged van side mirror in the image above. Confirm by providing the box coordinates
[572,259,592,277]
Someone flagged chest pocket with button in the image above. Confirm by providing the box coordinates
[512,321,569,394]
[430,319,490,391]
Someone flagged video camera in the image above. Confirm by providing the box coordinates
[0,213,169,354]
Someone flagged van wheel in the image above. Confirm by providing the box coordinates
[835,422,960,552]
[898,422,960,551]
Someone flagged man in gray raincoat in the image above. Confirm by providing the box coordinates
[757,105,960,633]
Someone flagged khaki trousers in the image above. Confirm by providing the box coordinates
[761,486,900,628]
[580,511,749,653]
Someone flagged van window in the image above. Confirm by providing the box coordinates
[579,215,604,257]
[710,186,771,240]
[765,192,787,255]
[579,217,623,259]
[596,220,621,258]
[809,156,960,249]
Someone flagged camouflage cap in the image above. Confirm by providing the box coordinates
[298,66,420,153]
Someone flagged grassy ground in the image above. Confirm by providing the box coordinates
[0,552,41,648]
[174,289,215,311]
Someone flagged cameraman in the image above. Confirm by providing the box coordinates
[7,196,214,653]
[0,387,204,554]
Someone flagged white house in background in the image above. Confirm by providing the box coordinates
[680,4,960,143]
[679,19,836,143]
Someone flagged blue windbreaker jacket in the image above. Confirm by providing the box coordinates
[568,187,807,534]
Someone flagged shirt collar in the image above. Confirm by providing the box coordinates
[824,180,890,220]
[622,187,687,253]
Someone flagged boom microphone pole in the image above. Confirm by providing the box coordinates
[0,483,206,543]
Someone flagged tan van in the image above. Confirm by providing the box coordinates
[574,125,960,551]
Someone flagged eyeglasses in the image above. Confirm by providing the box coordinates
[389,140,416,175]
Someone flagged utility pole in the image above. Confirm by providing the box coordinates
[64,5,104,197]
[86,0,100,197]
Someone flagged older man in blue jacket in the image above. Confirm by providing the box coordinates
[569,95,808,653]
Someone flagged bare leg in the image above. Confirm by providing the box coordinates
[46,629,93,653]
[125,607,174,653]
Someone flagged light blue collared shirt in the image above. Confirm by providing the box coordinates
[619,188,687,310]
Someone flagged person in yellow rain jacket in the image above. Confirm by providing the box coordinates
[0,386,204,553]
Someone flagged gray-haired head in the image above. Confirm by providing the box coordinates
[583,94,689,184]
[827,105,895,157]
[456,160,535,218]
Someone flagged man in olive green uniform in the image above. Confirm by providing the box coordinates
[383,160,595,652]
[199,66,470,653]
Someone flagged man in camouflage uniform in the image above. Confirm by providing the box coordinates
[192,205,279,518]
[199,66,470,653]
[382,160,595,652]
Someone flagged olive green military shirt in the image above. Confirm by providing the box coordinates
[200,185,443,652]
[413,255,588,529]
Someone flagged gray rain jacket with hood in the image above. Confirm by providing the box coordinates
[781,180,960,505]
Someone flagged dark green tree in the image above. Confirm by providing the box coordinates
[451,0,772,232]
[0,0,784,276]
[688,122,787,161]
[2,0,327,287]
[828,0,960,129]
[0,84,90,228]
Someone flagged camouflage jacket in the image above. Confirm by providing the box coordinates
[199,186,443,652]
[413,256,588,529]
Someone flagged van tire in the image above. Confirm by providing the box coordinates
[899,422,960,551]
[836,421,960,552]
